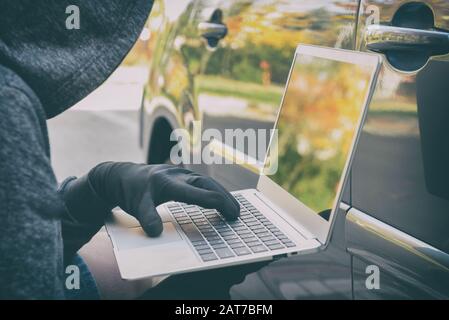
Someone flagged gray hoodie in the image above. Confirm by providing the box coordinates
[0,0,154,299]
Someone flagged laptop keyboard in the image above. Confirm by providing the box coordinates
[167,193,296,262]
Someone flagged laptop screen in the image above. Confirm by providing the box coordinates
[268,51,375,217]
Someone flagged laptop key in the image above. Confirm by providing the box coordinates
[215,248,235,259]
[240,233,254,239]
[177,220,192,225]
[197,226,213,232]
[200,253,218,262]
[220,231,235,237]
[198,248,213,255]
[192,240,207,247]
[205,213,219,217]
[194,244,211,251]
[249,224,265,231]
[243,236,258,243]
[205,236,221,242]
[233,247,251,256]
[261,236,276,242]
[210,223,225,229]
[254,230,270,236]
[180,224,204,242]
[246,241,262,247]
[276,233,288,238]
[227,238,242,244]
[264,240,281,246]
[284,242,296,247]
[267,243,284,250]
[246,222,260,227]
[243,221,258,227]
[174,212,188,217]
[202,232,217,238]
[212,243,228,249]
[236,229,251,235]
[229,242,245,249]
[209,239,224,245]
[250,245,268,253]
[211,225,227,231]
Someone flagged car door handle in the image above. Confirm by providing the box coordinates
[198,22,228,40]
[366,25,449,56]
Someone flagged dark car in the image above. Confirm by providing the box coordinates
[139,0,449,299]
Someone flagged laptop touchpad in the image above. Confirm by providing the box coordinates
[113,222,183,251]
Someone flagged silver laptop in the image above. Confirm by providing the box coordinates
[105,44,381,280]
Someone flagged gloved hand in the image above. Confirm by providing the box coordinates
[62,162,240,237]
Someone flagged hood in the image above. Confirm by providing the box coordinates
[0,0,154,118]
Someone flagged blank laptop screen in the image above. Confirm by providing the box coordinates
[269,52,374,215]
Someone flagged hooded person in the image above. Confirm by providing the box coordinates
[0,0,243,299]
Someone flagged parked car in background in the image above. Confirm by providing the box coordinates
[139,0,449,299]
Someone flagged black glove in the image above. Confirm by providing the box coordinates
[62,162,240,237]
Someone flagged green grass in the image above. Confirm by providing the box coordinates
[195,76,419,118]
[195,75,284,106]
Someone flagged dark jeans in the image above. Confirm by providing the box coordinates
[65,254,101,300]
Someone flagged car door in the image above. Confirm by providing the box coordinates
[186,0,361,192]
[348,0,449,299]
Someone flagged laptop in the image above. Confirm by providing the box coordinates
[105,44,381,280]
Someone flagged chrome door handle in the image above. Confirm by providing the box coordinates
[366,25,449,55]
[198,22,228,40]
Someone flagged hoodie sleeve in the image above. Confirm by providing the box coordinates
[0,78,65,299]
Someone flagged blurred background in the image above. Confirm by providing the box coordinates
[48,31,151,181]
